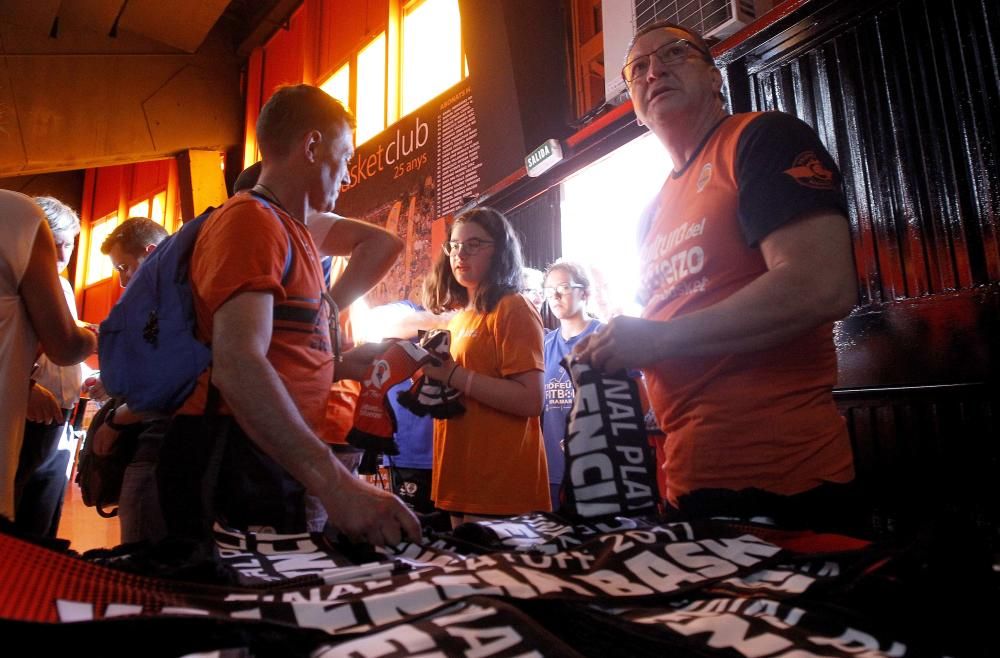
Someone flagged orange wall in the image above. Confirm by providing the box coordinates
[317,0,389,77]
[243,0,390,167]
[262,8,308,94]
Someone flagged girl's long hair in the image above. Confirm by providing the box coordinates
[423,207,524,314]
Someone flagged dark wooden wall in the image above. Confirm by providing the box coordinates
[507,186,563,271]
[719,0,999,543]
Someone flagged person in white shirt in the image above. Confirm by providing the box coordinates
[15,196,93,537]
[0,190,95,522]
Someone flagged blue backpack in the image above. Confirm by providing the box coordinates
[98,195,291,414]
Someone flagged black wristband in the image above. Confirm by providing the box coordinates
[104,405,130,432]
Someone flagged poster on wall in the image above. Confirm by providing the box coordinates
[335,79,510,308]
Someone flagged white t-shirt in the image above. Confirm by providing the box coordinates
[0,190,45,519]
[32,277,87,409]
[306,211,342,253]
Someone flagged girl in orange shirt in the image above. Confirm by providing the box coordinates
[422,207,549,527]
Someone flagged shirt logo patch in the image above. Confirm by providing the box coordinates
[696,163,713,192]
[365,359,392,389]
[784,151,835,190]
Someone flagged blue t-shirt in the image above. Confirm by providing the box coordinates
[541,319,603,485]
[380,301,434,470]
[386,378,434,469]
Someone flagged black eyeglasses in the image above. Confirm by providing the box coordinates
[621,39,708,84]
[543,283,584,300]
[443,238,494,256]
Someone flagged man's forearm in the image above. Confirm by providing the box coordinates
[621,211,857,366]
[581,263,854,373]
[328,238,403,309]
[650,262,852,359]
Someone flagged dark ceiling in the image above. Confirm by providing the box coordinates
[0,0,298,55]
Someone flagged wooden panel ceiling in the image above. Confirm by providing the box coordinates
[0,0,232,52]
[119,0,233,53]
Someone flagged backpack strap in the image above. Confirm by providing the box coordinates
[320,255,333,288]
[248,192,294,285]
[194,195,294,416]
[281,229,292,286]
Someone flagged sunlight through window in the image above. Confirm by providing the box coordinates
[128,199,150,219]
[320,62,350,109]
[401,0,462,115]
[356,33,387,144]
[150,191,166,225]
[85,213,117,285]
[559,133,672,319]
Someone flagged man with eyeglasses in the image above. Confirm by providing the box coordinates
[101,217,168,288]
[577,21,860,533]
[87,216,173,542]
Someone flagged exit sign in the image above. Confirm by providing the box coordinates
[525,139,563,177]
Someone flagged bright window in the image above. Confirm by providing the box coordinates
[150,191,166,224]
[320,62,350,108]
[85,213,117,286]
[356,33,387,144]
[559,133,672,319]
[128,199,150,219]
[401,0,462,115]
[128,190,166,225]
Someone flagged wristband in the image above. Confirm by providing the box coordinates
[464,370,475,397]
[445,363,460,388]
[104,405,130,432]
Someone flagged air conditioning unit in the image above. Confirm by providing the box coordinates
[602,0,770,104]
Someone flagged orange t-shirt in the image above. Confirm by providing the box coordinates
[432,293,550,514]
[178,193,333,433]
[321,311,361,444]
[638,112,854,506]
[319,256,360,445]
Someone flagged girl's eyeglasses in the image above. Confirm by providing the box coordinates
[443,238,494,256]
[543,283,584,300]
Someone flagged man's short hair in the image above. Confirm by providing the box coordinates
[33,196,80,235]
[255,84,357,158]
[100,217,168,257]
[626,20,715,66]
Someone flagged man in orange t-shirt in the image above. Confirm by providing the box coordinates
[578,22,860,532]
[230,164,403,533]
[161,85,418,546]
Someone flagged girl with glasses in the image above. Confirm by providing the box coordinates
[422,207,549,527]
[540,261,603,510]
